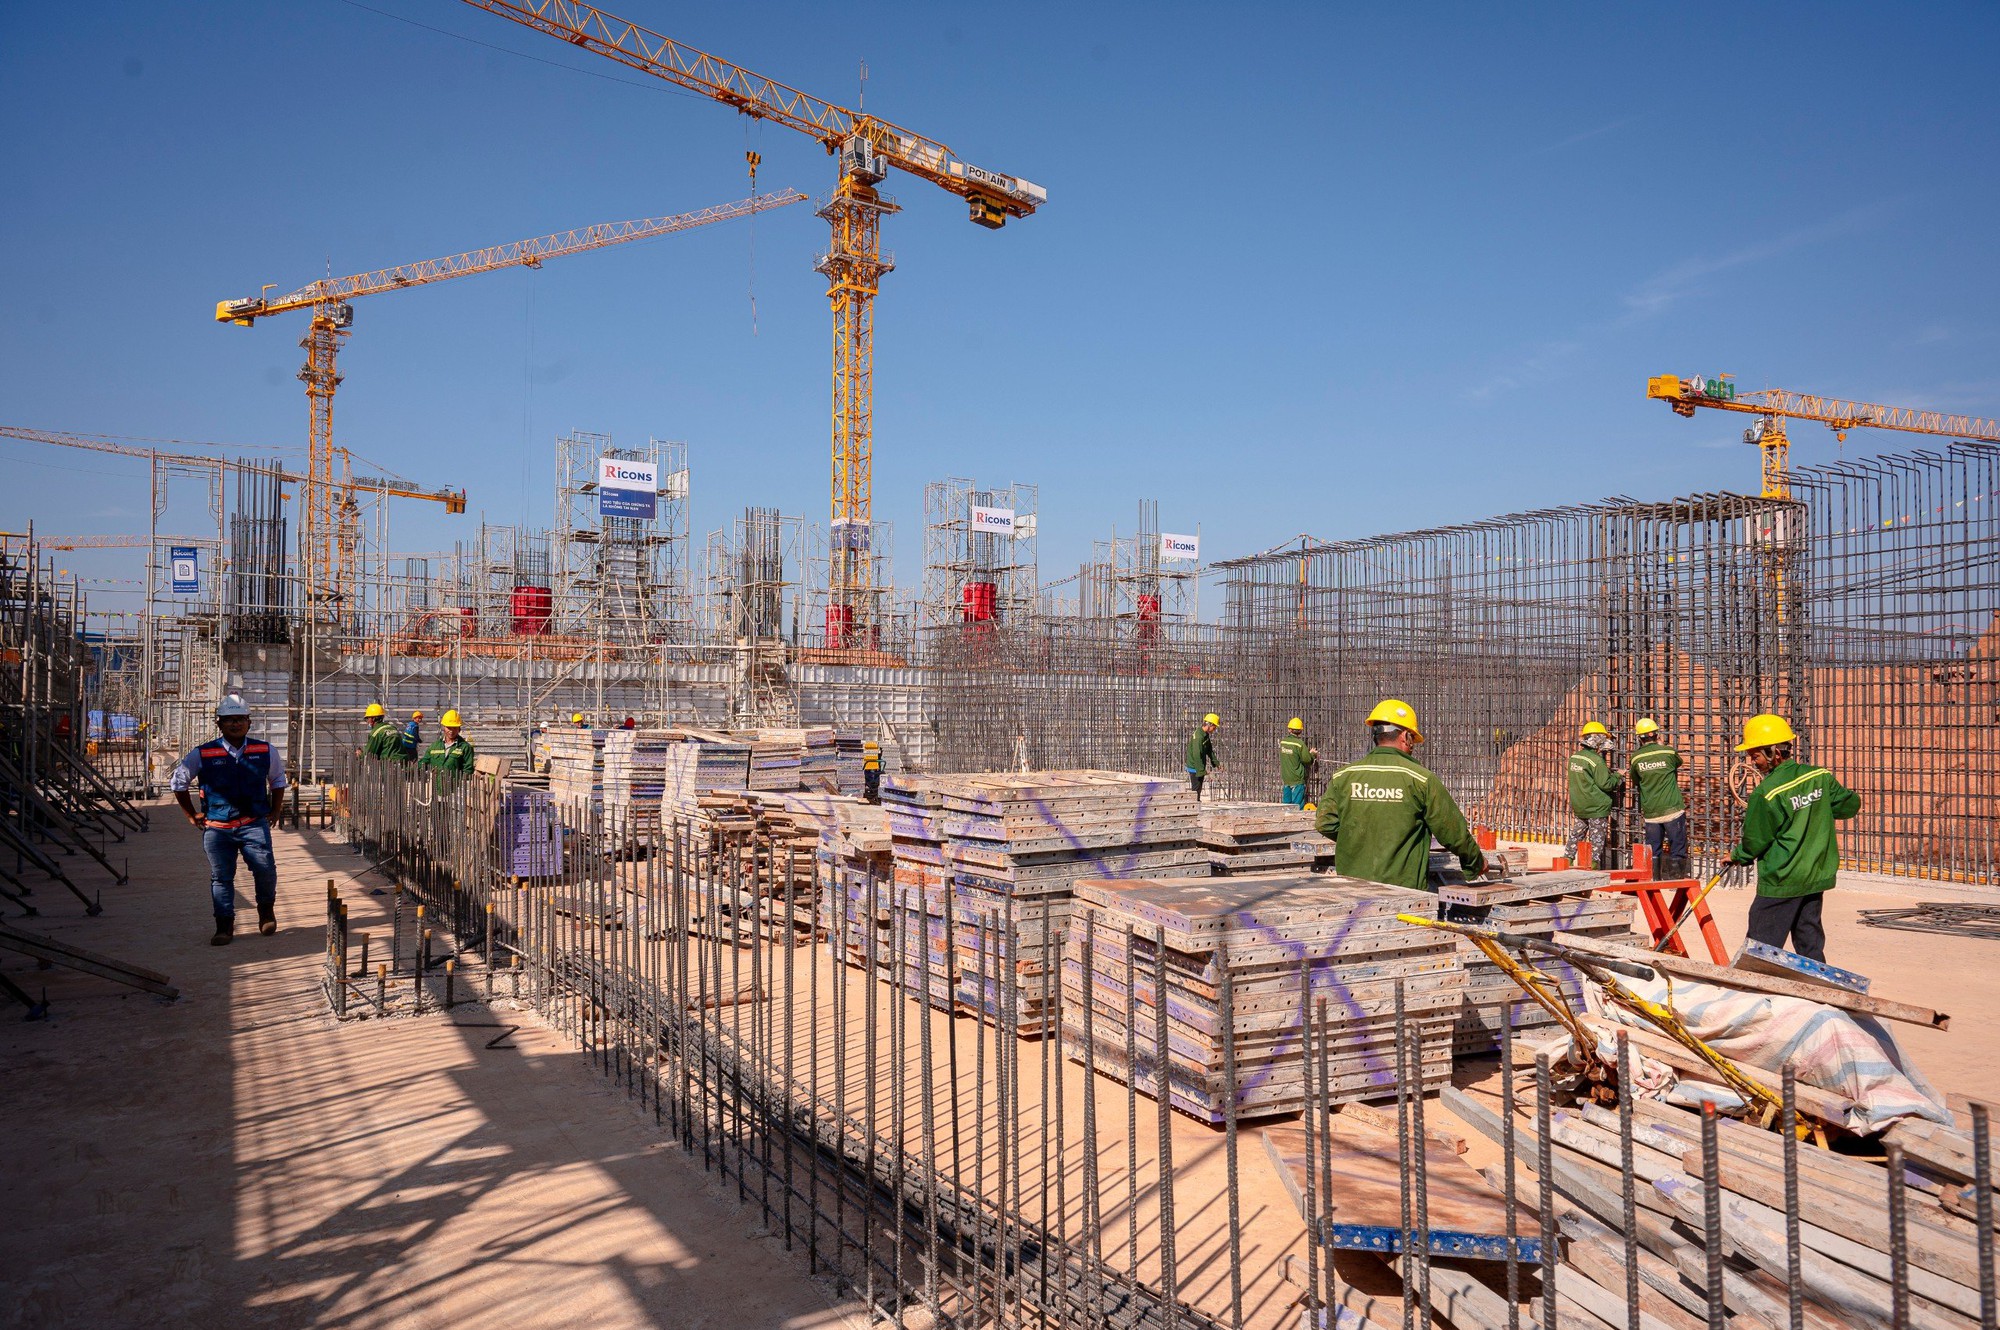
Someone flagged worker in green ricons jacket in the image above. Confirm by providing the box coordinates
[1315,698,1487,893]
[1724,713,1859,963]
[1566,721,1623,866]
[363,703,408,763]
[1628,718,1688,879]
[1185,713,1222,800]
[1278,718,1317,807]
[417,708,475,782]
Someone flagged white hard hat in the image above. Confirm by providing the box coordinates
[215,695,251,718]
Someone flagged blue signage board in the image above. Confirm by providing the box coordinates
[598,486,657,520]
[170,546,199,595]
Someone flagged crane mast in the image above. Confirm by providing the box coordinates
[458,0,1044,648]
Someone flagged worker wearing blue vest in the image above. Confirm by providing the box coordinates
[172,695,288,946]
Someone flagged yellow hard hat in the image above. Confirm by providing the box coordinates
[441,709,462,728]
[411,710,424,721]
[1203,713,1220,726]
[1634,718,1659,735]
[365,702,385,718]
[571,712,584,724]
[1734,713,1796,753]
[1287,717,1304,731]
[1580,721,1610,738]
[1365,699,1423,743]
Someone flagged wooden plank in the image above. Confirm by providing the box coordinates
[1446,1086,1689,1258]
[1667,1245,1852,1330]
[1555,931,1947,1030]
[1385,1255,1524,1330]
[1558,1250,1705,1330]
[1885,1119,1999,1189]
[1262,1120,1540,1262]
[1654,1175,1974,1330]
[1696,1160,1992,1320]
[1685,1160,1988,1317]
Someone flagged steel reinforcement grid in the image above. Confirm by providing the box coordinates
[925,456,1998,884]
[335,755,1997,1330]
[1791,443,2000,883]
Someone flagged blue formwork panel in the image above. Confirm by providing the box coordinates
[1732,938,1871,993]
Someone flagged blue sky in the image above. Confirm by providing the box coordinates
[4,1,1997,612]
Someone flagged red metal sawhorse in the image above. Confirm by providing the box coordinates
[1598,845,1729,965]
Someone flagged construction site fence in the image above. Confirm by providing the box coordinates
[332,754,1998,1329]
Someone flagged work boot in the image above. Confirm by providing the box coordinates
[211,916,234,946]
[257,905,277,937]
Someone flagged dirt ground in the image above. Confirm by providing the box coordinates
[0,803,867,1330]
[5,803,1995,1330]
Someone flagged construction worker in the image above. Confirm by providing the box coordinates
[1279,718,1317,808]
[1724,714,1859,963]
[1629,718,1688,879]
[401,710,425,762]
[1566,722,1623,867]
[363,702,405,762]
[1185,713,1222,799]
[171,695,286,945]
[863,739,882,803]
[571,711,589,729]
[418,709,476,781]
[1315,700,1486,892]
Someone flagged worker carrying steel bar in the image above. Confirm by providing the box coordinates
[1184,713,1222,800]
[1722,713,1860,963]
[171,695,287,946]
[363,701,406,763]
[1314,699,1487,892]
[1279,718,1317,808]
[418,709,475,781]
[1566,721,1623,867]
[1628,718,1688,879]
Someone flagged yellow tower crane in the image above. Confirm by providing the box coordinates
[217,190,807,617]
[1647,374,2000,498]
[456,1,1046,649]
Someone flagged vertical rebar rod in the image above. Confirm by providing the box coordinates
[1782,1065,1804,1330]
[1618,1032,1639,1330]
[1887,1141,1911,1330]
[1500,1002,1520,1330]
[1536,1052,1558,1330]
[1975,1101,1996,1330]
[1700,1100,1724,1330]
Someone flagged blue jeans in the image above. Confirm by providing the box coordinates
[1281,783,1307,807]
[1644,813,1688,859]
[204,822,277,920]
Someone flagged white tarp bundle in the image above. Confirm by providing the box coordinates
[1588,974,1951,1134]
